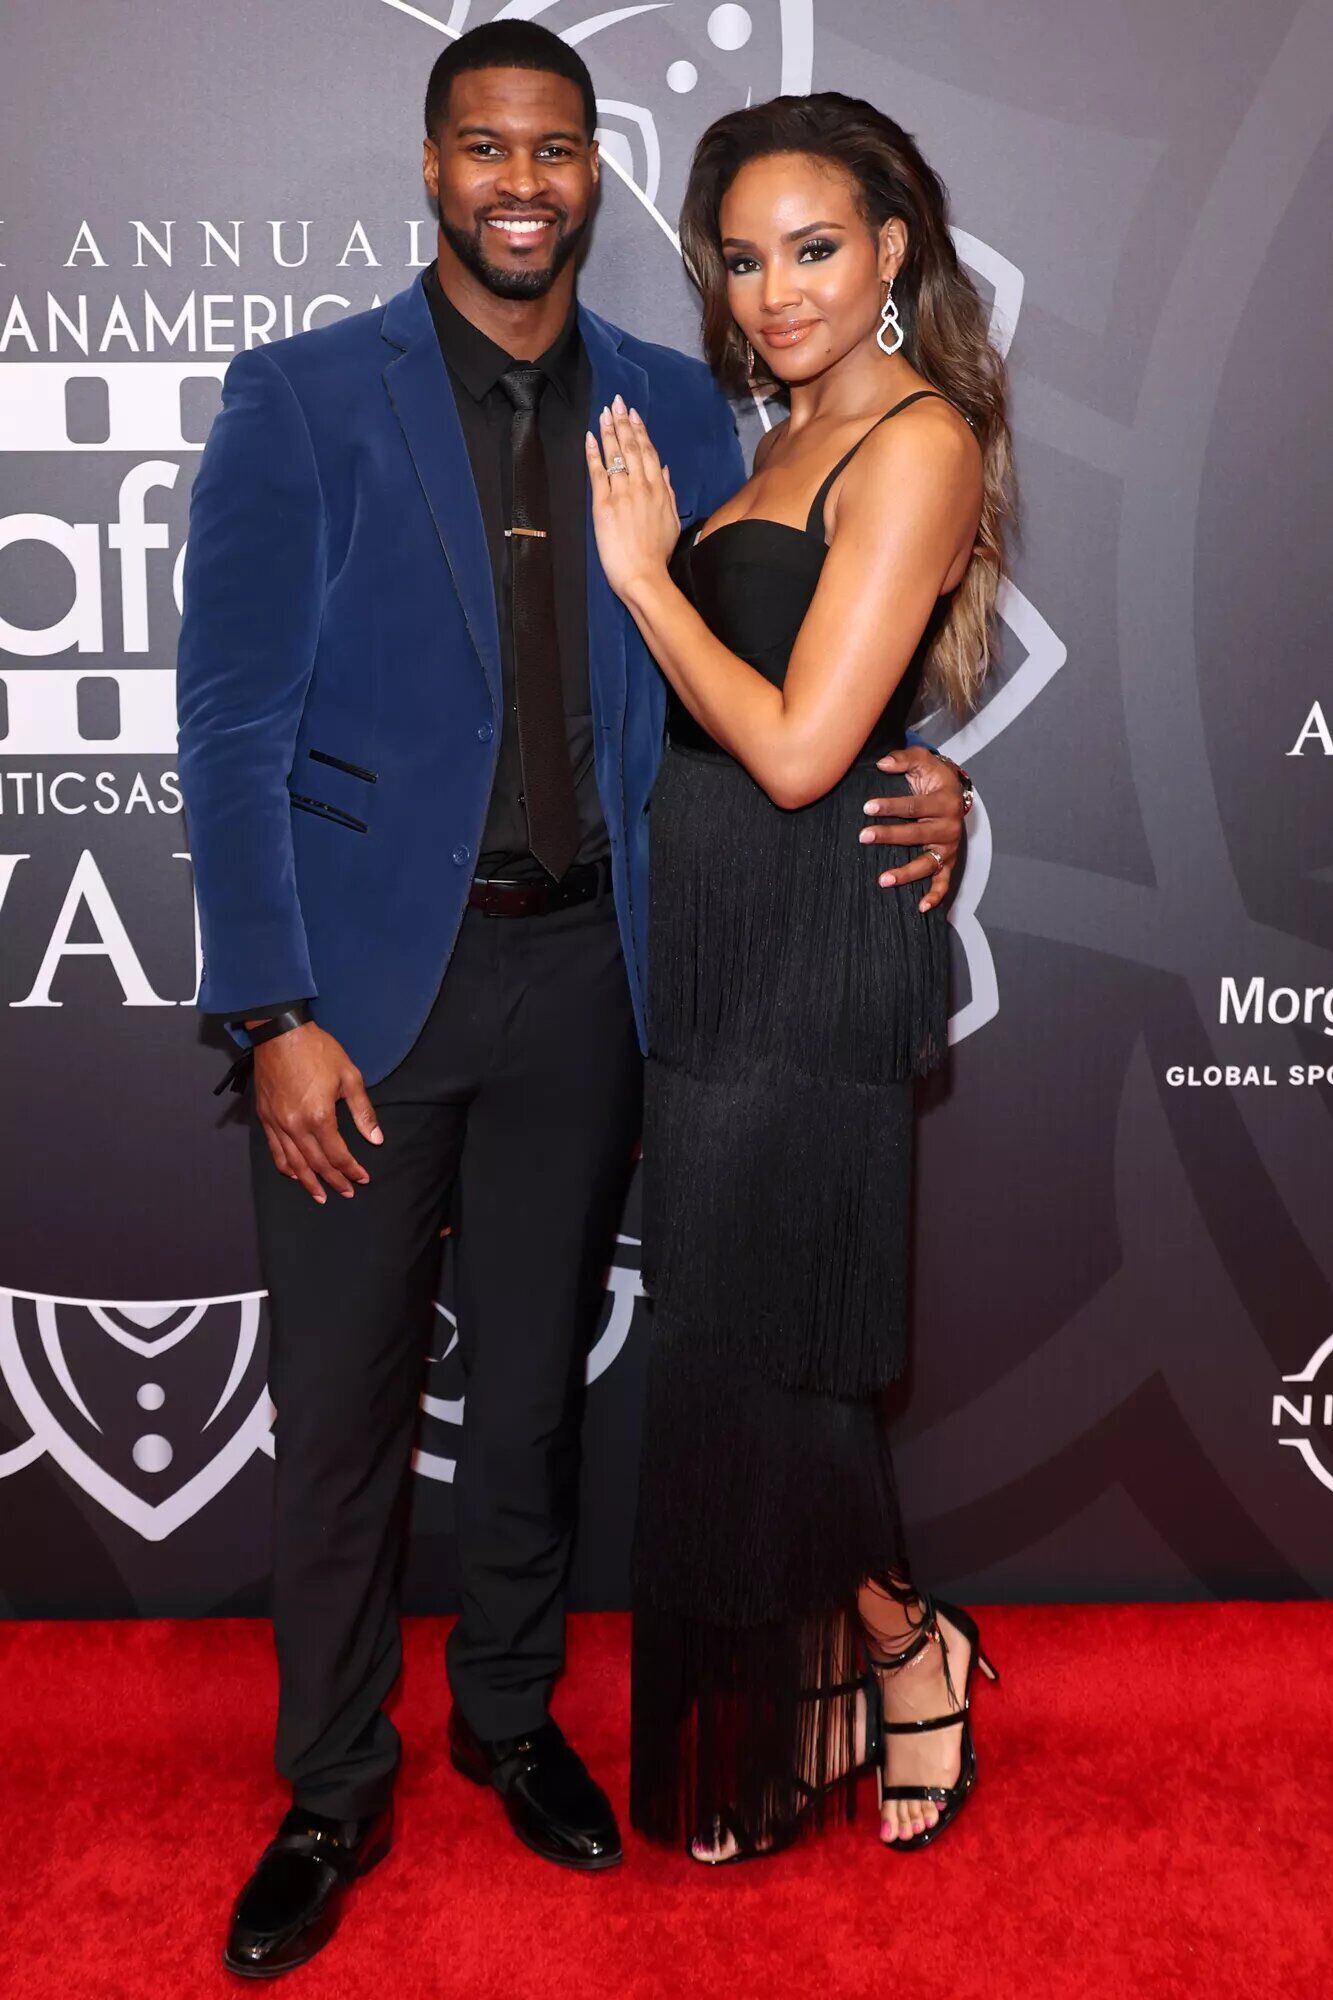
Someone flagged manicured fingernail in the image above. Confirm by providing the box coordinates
[370,1126,384,1144]
[612,393,627,413]
[864,801,881,814]
[859,828,876,844]
[630,406,641,421]
[601,405,611,422]
[880,872,896,886]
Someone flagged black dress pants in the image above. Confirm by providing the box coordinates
[248,893,643,1819]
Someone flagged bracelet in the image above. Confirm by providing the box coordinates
[247,1004,313,1045]
[211,1003,313,1097]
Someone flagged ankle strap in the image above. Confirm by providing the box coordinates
[880,1708,966,1735]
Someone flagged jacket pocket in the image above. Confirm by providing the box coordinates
[288,791,367,833]
[308,747,377,784]
[289,744,377,831]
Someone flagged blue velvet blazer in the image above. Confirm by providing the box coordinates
[176,277,746,1083]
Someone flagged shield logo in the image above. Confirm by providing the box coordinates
[0,1289,274,1541]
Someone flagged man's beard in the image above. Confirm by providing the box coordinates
[439,207,588,300]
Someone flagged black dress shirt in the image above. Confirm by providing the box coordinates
[422,262,607,881]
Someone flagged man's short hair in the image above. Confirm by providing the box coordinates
[424,22,598,140]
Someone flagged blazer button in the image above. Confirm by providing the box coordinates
[452,844,471,867]
[477,721,494,743]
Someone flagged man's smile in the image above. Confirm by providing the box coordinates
[484,213,559,246]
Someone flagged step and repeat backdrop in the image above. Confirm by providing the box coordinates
[1,1,1329,1617]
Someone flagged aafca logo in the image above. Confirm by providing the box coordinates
[1274,1333,1333,1493]
[0,1253,644,1538]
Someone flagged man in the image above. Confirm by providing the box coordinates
[177,19,969,1981]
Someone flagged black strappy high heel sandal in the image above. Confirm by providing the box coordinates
[689,1667,884,1867]
[870,1595,998,1853]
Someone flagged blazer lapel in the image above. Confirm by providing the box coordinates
[579,305,649,748]
[381,280,502,714]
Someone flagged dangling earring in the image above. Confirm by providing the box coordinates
[877,277,903,357]
[745,337,756,381]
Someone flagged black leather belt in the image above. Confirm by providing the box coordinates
[467,857,610,918]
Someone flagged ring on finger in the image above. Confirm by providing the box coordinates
[925,846,945,870]
[609,455,628,475]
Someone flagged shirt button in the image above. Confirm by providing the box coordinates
[477,721,494,743]
[452,845,471,867]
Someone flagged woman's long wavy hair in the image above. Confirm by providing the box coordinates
[679,93,1014,713]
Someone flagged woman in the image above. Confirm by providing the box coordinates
[586,93,1013,1862]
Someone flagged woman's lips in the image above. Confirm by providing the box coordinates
[760,321,820,348]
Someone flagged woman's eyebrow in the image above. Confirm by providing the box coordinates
[721,220,846,249]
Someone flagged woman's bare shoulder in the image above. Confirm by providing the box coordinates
[752,416,789,473]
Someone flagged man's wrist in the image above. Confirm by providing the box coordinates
[246,1002,314,1044]
[934,751,974,817]
[212,1001,313,1099]
[220,996,311,1028]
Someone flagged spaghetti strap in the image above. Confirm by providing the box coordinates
[803,390,952,541]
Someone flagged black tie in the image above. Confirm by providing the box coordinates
[499,364,580,882]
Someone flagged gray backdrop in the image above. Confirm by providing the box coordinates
[1,0,1330,1617]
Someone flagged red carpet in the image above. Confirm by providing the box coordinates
[2,1605,1329,1999]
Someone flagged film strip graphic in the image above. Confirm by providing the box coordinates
[0,360,224,453]
[0,361,216,755]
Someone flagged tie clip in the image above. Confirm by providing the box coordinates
[506,526,548,539]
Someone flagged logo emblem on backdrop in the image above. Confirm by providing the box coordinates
[0,1252,645,1533]
[1274,1334,1333,1493]
[0,1290,271,1540]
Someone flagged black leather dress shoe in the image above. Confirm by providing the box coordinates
[449,1710,622,1871]
[223,1804,393,1980]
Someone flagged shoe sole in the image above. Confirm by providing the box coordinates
[221,1835,392,1980]
[450,1749,623,1873]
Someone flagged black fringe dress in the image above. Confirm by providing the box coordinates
[630,400,951,1850]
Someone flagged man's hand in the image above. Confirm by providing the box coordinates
[859,745,966,913]
[249,1020,383,1204]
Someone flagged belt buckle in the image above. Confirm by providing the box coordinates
[472,876,536,918]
